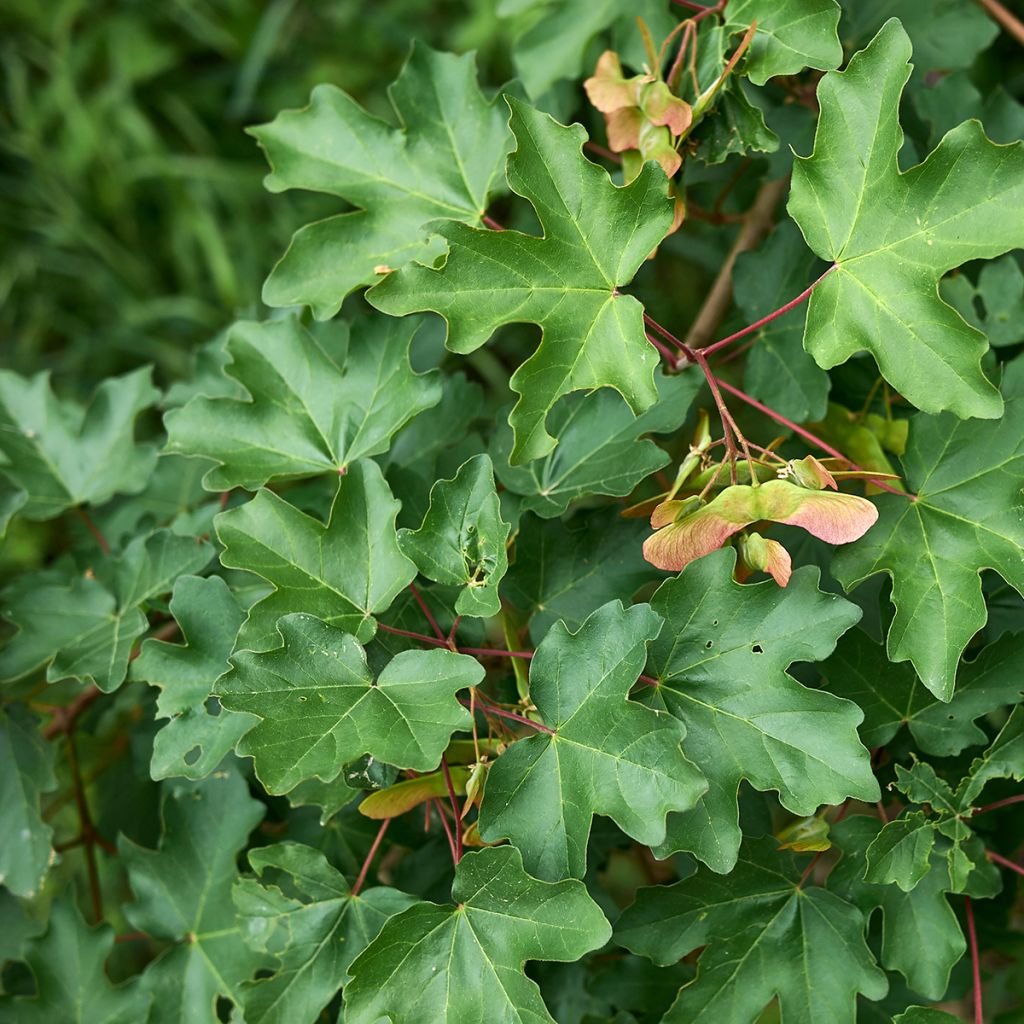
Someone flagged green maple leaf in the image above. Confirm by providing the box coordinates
[941,256,1024,349]
[504,508,657,644]
[830,815,965,1001]
[725,0,842,85]
[398,454,510,618]
[0,706,57,898]
[732,221,830,422]
[955,702,1024,808]
[833,360,1024,701]
[120,768,268,1024]
[165,316,440,490]
[916,72,1024,150]
[371,98,674,464]
[500,0,673,98]
[642,548,878,872]
[491,369,701,517]
[215,459,415,650]
[251,45,511,319]
[233,841,416,1024]
[0,367,158,521]
[789,18,1024,419]
[343,845,611,1023]
[131,575,254,781]
[217,613,480,795]
[0,529,212,691]
[479,601,705,880]
[0,899,151,1024]
[894,1010,963,1024]
[866,731,1017,897]
[616,837,887,1024]
[822,628,1024,756]
[838,0,998,81]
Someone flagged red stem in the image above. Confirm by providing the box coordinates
[647,331,679,363]
[974,793,1024,817]
[441,758,463,863]
[584,140,622,164]
[409,582,446,643]
[352,817,391,896]
[482,214,505,231]
[700,265,837,358]
[114,931,151,944]
[797,852,822,889]
[76,508,111,556]
[986,848,1024,877]
[447,616,462,649]
[459,696,555,735]
[713,376,915,499]
[965,895,983,1024]
[433,797,459,865]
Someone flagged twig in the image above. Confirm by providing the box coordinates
[700,264,836,358]
[986,848,1024,877]
[408,582,446,643]
[441,758,463,863]
[76,508,111,556]
[459,696,555,735]
[965,895,983,1024]
[975,0,1024,47]
[481,214,505,231]
[713,376,915,499]
[352,817,392,896]
[66,731,103,923]
[43,686,102,739]
[433,798,459,865]
[973,793,1024,817]
[683,177,789,349]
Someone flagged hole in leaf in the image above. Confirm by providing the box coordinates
[204,696,222,717]
[184,746,201,765]
[752,644,763,654]
[705,640,713,649]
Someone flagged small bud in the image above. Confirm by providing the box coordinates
[786,455,837,491]
[737,531,792,587]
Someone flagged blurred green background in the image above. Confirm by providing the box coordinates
[0,0,514,386]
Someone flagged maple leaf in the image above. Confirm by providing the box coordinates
[838,0,998,81]
[833,359,1024,700]
[617,837,888,1024]
[130,575,254,780]
[829,815,966,1000]
[0,366,158,520]
[233,842,416,1024]
[789,18,1024,419]
[343,845,611,1023]
[120,768,267,1023]
[725,0,842,85]
[504,508,657,644]
[942,255,1024,349]
[217,613,480,795]
[398,454,510,618]
[165,315,440,489]
[0,899,151,1024]
[642,549,878,872]
[822,628,1024,756]
[215,459,415,650]
[491,369,701,517]
[478,601,705,880]
[370,97,674,463]
[0,530,212,691]
[251,45,512,319]
[0,706,57,898]
[501,0,673,98]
